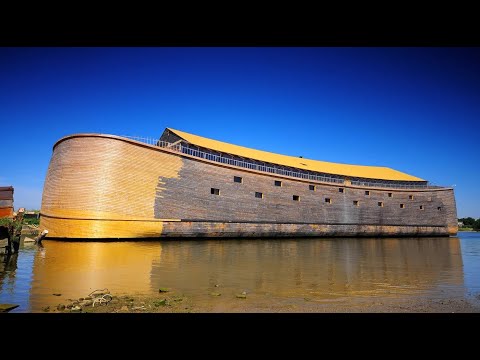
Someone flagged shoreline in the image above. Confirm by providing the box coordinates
[34,291,480,314]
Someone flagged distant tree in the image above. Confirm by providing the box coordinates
[460,217,476,226]
[473,219,480,231]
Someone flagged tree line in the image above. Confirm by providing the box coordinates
[458,217,480,230]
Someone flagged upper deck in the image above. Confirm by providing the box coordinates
[53,133,449,191]
[158,128,446,190]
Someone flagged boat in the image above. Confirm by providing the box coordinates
[39,128,457,239]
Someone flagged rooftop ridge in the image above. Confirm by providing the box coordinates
[165,128,425,182]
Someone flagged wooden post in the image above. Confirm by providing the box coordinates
[0,225,11,255]
[35,229,48,244]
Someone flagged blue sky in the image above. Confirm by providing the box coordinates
[1,47,479,218]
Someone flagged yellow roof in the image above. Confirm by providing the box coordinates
[167,128,424,182]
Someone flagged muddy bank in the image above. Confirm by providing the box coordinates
[38,289,480,313]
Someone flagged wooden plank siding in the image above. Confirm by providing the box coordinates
[40,134,457,239]
[0,186,14,218]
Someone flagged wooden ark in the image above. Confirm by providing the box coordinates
[40,129,457,239]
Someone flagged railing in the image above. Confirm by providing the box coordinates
[122,135,447,189]
[122,135,343,184]
[350,180,443,189]
[180,146,344,184]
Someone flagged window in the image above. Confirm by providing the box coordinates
[234,176,242,183]
[400,204,405,209]
[293,195,300,201]
[353,200,359,206]
[419,205,424,210]
[378,202,384,207]
[339,188,344,193]
[274,180,282,187]
[211,188,220,195]
[309,185,316,191]
[438,206,442,211]
[325,198,331,204]
[388,193,393,198]
[365,191,370,196]
[255,192,263,199]
[409,195,414,200]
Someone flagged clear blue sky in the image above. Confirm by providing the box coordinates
[1,47,479,218]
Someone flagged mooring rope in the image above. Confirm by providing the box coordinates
[88,288,113,307]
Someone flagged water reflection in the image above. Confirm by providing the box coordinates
[28,242,160,311]
[9,236,465,312]
[150,237,464,299]
[0,253,19,289]
[0,245,36,311]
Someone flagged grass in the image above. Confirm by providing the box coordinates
[22,217,40,226]
[0,218,22,233]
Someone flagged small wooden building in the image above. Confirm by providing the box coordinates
[0,186,14,218]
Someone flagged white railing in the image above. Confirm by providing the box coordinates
[179,146,344,184]
[122,135,446,189]
[350,180,442,189]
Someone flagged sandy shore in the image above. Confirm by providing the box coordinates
[38,291,480,313]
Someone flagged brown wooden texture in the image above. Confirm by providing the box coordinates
[0,186,13,218]
[40,135,458,239]
[0,200,13,207]
[0,208,13,218]
[40,135,182,238]
[0,186,13,199]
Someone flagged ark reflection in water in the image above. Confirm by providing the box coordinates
[20,237,465,311]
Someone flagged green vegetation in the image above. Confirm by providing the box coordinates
[22,209,40,226]
[459,217,476,227]
[458,217,480,231]
[0,209,40,238]
[23,217,40,226]
[0,218,12,227]
[0,217,23,236]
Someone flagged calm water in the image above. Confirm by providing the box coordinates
[1,233,480,312]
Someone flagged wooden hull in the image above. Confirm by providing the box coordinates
[40,134,458,239]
